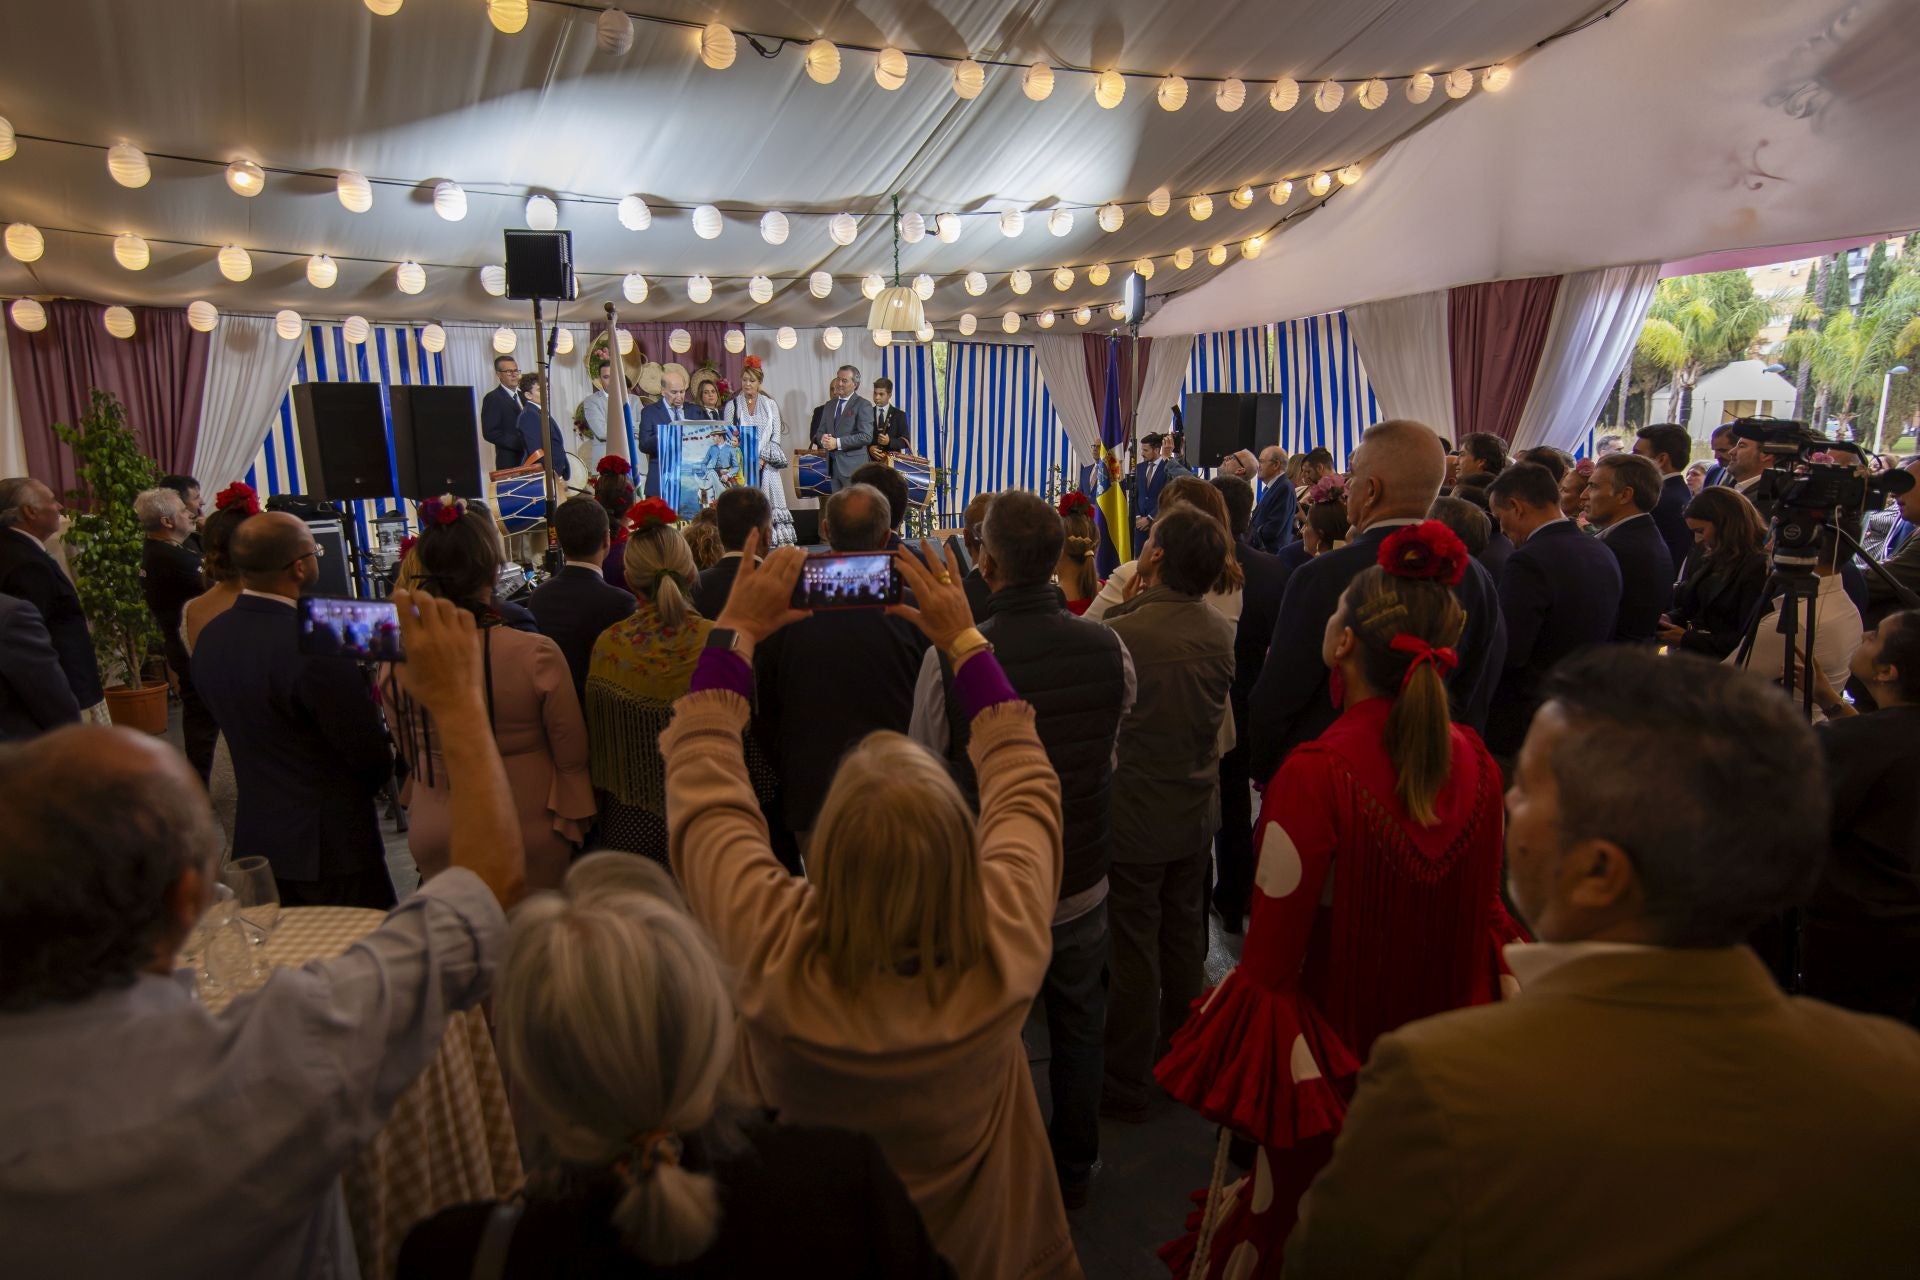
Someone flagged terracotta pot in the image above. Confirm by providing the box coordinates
[104,680,170,736]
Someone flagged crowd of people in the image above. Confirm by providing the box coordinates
[3,409,1920,1278]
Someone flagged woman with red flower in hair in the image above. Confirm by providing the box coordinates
[1154,521,1523,1278]
[1054,491,1102,615]
[592,455,638,591]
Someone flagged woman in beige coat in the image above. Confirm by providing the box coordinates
[660,534,1079,1279]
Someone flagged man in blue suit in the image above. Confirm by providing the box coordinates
[1485,462,1624,758]
[1587,454,1675,645]
[514,373,569,470]
[1246,446,1298,552]
[1130,432,1191,535]
[0,593,80,740]
[635,364,690,499]
[1246,420,1508,784]
[479,354,527,470]
[1635,423,1698,572]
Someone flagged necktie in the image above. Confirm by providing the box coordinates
[837,398,847,420]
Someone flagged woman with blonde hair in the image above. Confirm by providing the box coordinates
[660,534,1079,1278]
[1085,474,1244,622]
[728,357,796,546]
[1055,491,1102,615]
[396,854,951,1278]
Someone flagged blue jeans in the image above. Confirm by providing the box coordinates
[1043,900,1109,1186]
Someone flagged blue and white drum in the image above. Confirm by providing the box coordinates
[798,451,833,499]
[895,453,933,508]
[491,468,549,534]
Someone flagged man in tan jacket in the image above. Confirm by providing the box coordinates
[1286,646,1920,1279]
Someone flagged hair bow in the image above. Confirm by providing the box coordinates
[1389,633,1459,690]
[1378,520,1468,587]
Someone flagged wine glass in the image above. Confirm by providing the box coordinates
[221,857,281,947]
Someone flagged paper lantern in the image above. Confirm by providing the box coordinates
[480,264,508,296]
[1132,257,1155,280]
[1216,77,1246,112]
[1094,69,1126,109]
[875,47,908,91]
[487,0,528,34]
[618,194,652,231]
[217,245,253,282]
[1001,312,1020,334]
[1242,236,1265,259]
[113,233,150,271]
[1338,164,1364,187]
[433,180,467,221]
[343,316,370,345]
[526,194,558,229]
[297,254,335,291]
[912,273,935,300]
[621,272,648,304]
[957,313,977,336]
[275,310,303,340]
[699,23,736,69]
[186,300,218,332]
[1314,80,1345,112]
[915,323,934,343]
[822,326,843,350]
[366,0,403,13]
[5,223,42,262]
[829,213,859,246]
[1269,179,1293,205]
[1406,71,1435,104]
[809,270,832,299]
[0,117,14,162]
[1483,64,1513,93]
[1009,269,1032,295]
[1157,75,1188,111]
[999,208,1025,238]
[10,298,47,331]
[1207,244,1228,266]
[337,170,373,212]
[1073,306,1091,326]
[1189,194,1214,221]
[1023,62,1053,101]
[953,58,985,99]
[1148,187,1171,216]
[1445,68,1474,99]
[103,306,136,339]
[861,273,884,300]
[1088,263,1110,286]
[661,328,688,354]
[1356,78,1388,110]
[758,210,789,246]
[596,5,633,54]
[555,327,576,355]
[1047,208,1074,237]
[492,326,516,353]
[690,204,723,239]
[1230,185,1254,210]
[1269,77,1300,111]
[107,142,150,188]
[396,261,426,294]
[963,271,987,296]
[225,159,265,197]
[776,326,798,349]
[1037,310,1055,329]
[1097,203,1124,233]
[420,323,447,352]
[1109,301,1128,321]
[1053,266,1074,291]
[806,39,841,84]
[1174,247,1194,270]
[899,211,925,244]
[748,275,774,304]
[615,329,634,354]
[936,212,961,242]
[687,275,712,304]
[1307,171,1333,198]
[871,329,891,347]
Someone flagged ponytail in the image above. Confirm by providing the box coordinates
[611,1147,723,1264]
[651,569,692,629]
[623,525,698,627]
[1385,658,1453,826]
[1343,565,1466,826]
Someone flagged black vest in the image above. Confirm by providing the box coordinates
[944,583,1128,899]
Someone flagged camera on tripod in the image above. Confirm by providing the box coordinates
[1735,417,1914,575]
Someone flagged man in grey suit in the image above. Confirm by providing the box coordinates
[812,364,874,491]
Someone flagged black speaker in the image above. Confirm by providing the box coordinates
[1187,392,1255,466]
[504,229,578,300]
[1123,272,1147,327]
[290,383,393,501]
[1250,393,1283,451]
[791,506,823,547]
[304,519,353,596]
[390,385,483,499]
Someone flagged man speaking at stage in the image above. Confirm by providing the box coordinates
[813,365,874,492]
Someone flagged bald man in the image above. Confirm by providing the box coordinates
[1246,420,1508,781]
[192,512,398,908]
[1247,446,1298,553]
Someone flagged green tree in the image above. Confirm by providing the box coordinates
[52,390,160,687]
[1634,271,1769,425]
[1862,240,1895,307]
[1822,252,1853,316]
[1783,272,1920,445]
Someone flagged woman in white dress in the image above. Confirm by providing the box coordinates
[728,357,796,546]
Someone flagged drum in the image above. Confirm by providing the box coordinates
[798,451,833,499]
[491,467,549,534]
[895,453,934,509]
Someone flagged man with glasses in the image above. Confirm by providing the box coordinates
[481,354,527,471]
[192,513,397,908]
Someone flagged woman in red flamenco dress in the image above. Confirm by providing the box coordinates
[1155,521,1525,1278]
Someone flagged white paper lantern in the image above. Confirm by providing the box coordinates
[829,213,859,246]
[622,272,649,303]
[336,170,373,213]
[295,254,334,290]
[1338,164,1364,187]
[963,271,987,296]
[687,275,713,304]
[1048,208,1074,237]
[275,310,303,340]
[0,117,14,162]
[480,264,508,296]
[420,323,447,352]
[1097,203,1124,233]
[871,329,891,348]
[875,47,909,91]
[186,300,219,332]
[1189,194,1214,221]
[225,159,265,197]
[912,273,935,300]
[365,0,403,13]
[433,180,467,221]
[1314,79,1345,112]
[1445,68,1474,99]
[615,329,635,355]
[1307,171,1333,198]
[822,326,843,351]
[1038,310,1056,329]
[916,323,935,343]
[1157,75,1188,111]
[396,261,426,294]
[487,0,528,35]
[1207,243,1228,266]
[9,298,46,331]
[1023,62,1054,101]
[1229,185,1254,210]
[806,38,841,84]
[776,325,798,349]
[1269,77,1300,111]
[492,326,516,353]
[343,315,370,345]
[757,210,789,246]
[1094,69,1126,109]
[619,194,652,231]
[1356,78,1388,110]
[721,329,743,354]
[103,306,136,339]
[688,205,722,239]
[999,208,1025,238]
[5,223,42,262]
[953,59,985,99]
[1009,269,1032,295]
[1109,301,1127,321]
[107,142,150,188]
[113,233,150,271]
[809,270,833,299]
[1406,71,1435,104]
[1052,266,1074,291]
[1132,257,1155,280]
[554,327,575,355]
[1088,263,1111,286]
[1148,187,1171,217]
[1243,236,1265,259]
[664,328,690,353]
[935,212,961,242]
[217,245,253,282]
[1001,311,1020,334]
[526,194,558,229]
[1482,64,1513,93]
[860,273,884,300]
[699,23,736,69]
[1073,306,1091,326]
[1216,78,1246,112]
[1173,247,1194,270]
[1269,179,1293,205]
[596,5,633,55]
[899,211,925,244]
[957,313,978,336]
[748,275,774,304]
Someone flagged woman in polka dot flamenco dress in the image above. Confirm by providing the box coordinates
[1155,521,1525,1278]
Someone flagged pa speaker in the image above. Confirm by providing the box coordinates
[303,520,354,596]
[505,229,577,300]
[390,385,483,499]
[1187,393,1255,467]
[290,382,393,501]
[1122,271,1146,327]
[1250,393,1283,452]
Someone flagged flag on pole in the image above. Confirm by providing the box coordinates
[1093,337,1132,575]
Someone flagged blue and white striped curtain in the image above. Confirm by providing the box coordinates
[941,342,1075,517]
[244,323,446,557]
[1273,312,1379,470]
[1183,326,1273,398]
[877,343,939,458]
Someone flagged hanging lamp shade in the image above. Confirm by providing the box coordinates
[1052,266,1074,290]
[103,306,137,339]
[420,323,447,352]
[1269,179,1293,205]
[1094,69,1125,108]
[868,284,926,336]
[952,59,985,99]
[615,330,635,354]
[1207,244,1228,266]
[1482,64,1513,92]
[691,205,723,239]
[1073,306,1091,326]
[1037,310,1055,329]
[1314,80,1345,112]
[963,271,987,296]
[915,323,935,343]
[668,328,692,353]
[860,273,884,300]
[871,328,891,347]
[1157,75,1188,111]
[1001,312,1021,334]
[1132,258,1155,280]
[336,170,373,212]
[1242,236,1265,259]
[0,116,13,162]
[999,208,1025,237]
[186,300,219,332]
[686,275,713,304]
[487,0,528,35]
[1307,171,1333,197]
[899,211,926,243]
[748,275,774,304]
[1147,187,1171,216]
[912,273,935,300]
[1109,301,1127,321]
[1445,68,1474,98]
[1189,194,1214,221]
[1229,185,1254,209]
[1338,164,1364,186]
[1356,78,1388,109]
[1173,247,1194,270]
[1048,208,1074,237]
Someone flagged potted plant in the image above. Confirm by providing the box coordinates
[53,389,168,733]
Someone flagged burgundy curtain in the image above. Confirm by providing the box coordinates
[1448,277,1561,444]
[1081,333,1152,442]
[10,299,210,499]
[597,321,745,396]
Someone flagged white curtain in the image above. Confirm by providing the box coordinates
[1032,335,1101,463]
[1346,290,1456,441]
[754,332,846,512]
[0,322,26,478]
[1510,262,1661,455]
[191,314,305,489]
[1138,334,1196,443]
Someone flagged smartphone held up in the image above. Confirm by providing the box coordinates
[298,595,404,662]
[790,550,903,611]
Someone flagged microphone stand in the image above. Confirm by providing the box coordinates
[531,296,559,574]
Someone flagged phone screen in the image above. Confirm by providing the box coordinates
[791,551,902,610]
[298,595,404,662]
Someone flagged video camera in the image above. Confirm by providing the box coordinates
[1735,417,1915,575]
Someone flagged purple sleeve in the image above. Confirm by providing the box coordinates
[952,652,1019,720]
[690,647,754,699]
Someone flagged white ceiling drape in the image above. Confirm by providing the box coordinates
[1138,334,1197,443]
[0,324,28,478]
[1345,289,1455,440]
[1510,262,1660,455]
[1032,335,1100,465]
[192,314,307,491]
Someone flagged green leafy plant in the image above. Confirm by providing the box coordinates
[52,389,160,688]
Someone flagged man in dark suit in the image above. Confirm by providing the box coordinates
[479,353,527,471]
[1703,423,1737,487]
[0,477,104,717]
[158,473,204,556]
[0,593,81,739]
[1247,446,1298,553]
[513,372,569,472]
[635,364,690,500]
[1587,454,1675,645]
[529,497,636,706]
[1634,422,1698,572]
[1247,421,1508,783]
[1449,477,1513,580]
[693,486,772,621]
[811,365,875,492]
[192,512,396,908]
[1129,432,1190,534]
[1485,462,1623,757]
[136,486,217,780]
[870,376,911,456]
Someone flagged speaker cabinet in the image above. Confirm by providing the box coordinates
[390,385,483,499]
[1186,392,1255,467]
[290,383,393,501]
[504,229,577,300]
[304,519,353,596]
[1250,393,1283,452]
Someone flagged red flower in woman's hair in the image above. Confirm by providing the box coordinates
[213,481,260,515]
[1057,491,1093,518]
[596,455,631,476]
[398,535,417,559]
[742,354,763,372]
[420,494,466,527]
[626,498,679,533]
[1378,520,1469,587]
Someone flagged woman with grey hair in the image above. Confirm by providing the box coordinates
[397,854,951,1278]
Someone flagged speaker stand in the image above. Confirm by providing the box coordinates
[530,297,561,575]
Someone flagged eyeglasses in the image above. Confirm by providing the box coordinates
[281,545,324,571]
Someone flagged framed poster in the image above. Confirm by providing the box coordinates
[659,418,760,519]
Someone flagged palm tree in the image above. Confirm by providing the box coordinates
[1635,272,1770,425]
[1783,273,1920,440]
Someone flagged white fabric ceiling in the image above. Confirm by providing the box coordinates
[0,0,1608,330]
[1151,0,1920,333]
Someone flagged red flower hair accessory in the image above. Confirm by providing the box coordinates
[1378,520,1469,587]
[1057,491,1093,518]
[398,535,417,559]
[596,455,631,476]
[742,354,763,372]
[626,498,679,533]
[213,481,260,515]
[420,494,467,527]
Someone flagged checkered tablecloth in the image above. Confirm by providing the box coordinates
[202,907,523,1280]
